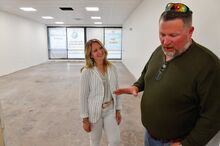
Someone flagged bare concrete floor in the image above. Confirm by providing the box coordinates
[0,61,144,146]
[0,61,219,146]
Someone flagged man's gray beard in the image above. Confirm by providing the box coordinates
[164,51,176,58]
[162,40,192,60]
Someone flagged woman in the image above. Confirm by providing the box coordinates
[80,39,122,146]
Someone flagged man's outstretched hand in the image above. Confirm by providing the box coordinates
[114,86,139,96]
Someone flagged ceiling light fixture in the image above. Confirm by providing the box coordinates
[55,22,64,24]
[85,7,99,11]
[20,7,37,12]
[94,22,102,25]
[41,16,54,19]
[91,16,101,20]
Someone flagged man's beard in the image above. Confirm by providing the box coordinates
[162,48,177,58]
[162,40,192,58]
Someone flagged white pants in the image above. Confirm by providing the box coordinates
[89,104,120,146]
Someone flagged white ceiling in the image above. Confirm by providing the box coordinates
[0,0,143,26]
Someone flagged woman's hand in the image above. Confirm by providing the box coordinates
[82,118,91,132]
[116,110,122,125]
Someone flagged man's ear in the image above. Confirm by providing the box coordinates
[189,26,194,36]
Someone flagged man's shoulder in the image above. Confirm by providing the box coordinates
[193,42,219,63]
[191,41,220,68]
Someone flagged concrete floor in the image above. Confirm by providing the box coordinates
[0,61,144,146]
[0,61,219,146]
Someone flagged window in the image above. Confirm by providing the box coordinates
[48,27,122,59]
[67,28,85,59]
[105,28,122,59]
[86,28,104,43]
[48,27,67,59]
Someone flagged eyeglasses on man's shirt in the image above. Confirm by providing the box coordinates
[155,62,167,81]
[165,3,191,13]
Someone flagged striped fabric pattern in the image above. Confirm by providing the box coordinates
[79,64,122,123]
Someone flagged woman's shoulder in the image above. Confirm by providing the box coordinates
[107,63,118,74]
[81,67,94,74]
[108,63,117,70]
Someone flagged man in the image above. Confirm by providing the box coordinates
[114,3,220,146]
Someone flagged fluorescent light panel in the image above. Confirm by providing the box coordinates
[85,7,99,11]
[94,22,102,25]
[20,7,37,11]
[42,16,54,19]
[91,16,101,20]
[55,22,64,24]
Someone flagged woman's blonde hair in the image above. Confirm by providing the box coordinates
[82,39,111,71]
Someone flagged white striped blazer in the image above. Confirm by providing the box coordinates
[80,64,122,123]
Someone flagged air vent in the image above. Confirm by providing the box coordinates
[74,18,82,21]
[59,7,74,11]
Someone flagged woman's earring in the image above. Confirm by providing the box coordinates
[90,58,94,65]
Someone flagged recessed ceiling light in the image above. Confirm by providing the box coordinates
[94,22,102,25]
[91,16,101,20]
[20,7,37,12]
[55,22,64,24]
[85,7,99,11]
[41,16,54,19]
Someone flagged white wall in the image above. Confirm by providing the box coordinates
[0,11,48,76]
[183,0,220,56]
[122,0,220,145]
[122,0,220,79]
